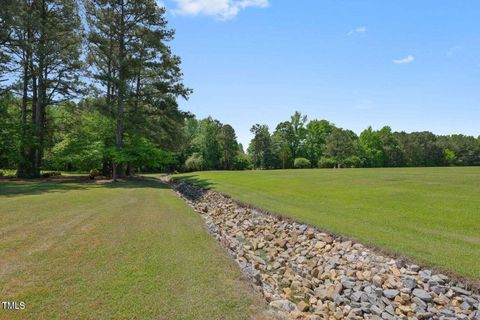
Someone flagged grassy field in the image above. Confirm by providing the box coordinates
[0,177,265,320]
[175,167,480,280]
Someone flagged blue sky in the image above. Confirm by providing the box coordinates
[162,0,480,146]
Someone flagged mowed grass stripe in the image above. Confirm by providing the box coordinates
[175,167,480,279]
[0,179,263,320]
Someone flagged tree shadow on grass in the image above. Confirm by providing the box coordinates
[171,175,216,189]
[0,176,169,197]
[169,175,217,203]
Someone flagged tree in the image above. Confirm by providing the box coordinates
[272,130,292,169]
[290,111,307,158]
[0,0,15,81]
[5,0,84,177]
[443,149,456,166]
[304,119,334,166]
[359,126,384,167]
[378,126,403,167]
[85,0,190,180]
[233,148,252,170]
[185,153,204,172]
[48,107,114,171]
[248,124,275,169]
[396,131,443,167]
[218,124,238,170]
[195,117,221,169]
[324,128,359,167]
[437,134,480,166]
[0,93,19,168]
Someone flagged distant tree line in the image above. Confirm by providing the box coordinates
[248,111,480,169]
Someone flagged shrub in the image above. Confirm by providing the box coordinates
[318,157,336,168]
[233,153,252,170]
[185,153,205,172]
[0,171,3,177]
[41,171,62,178]
[344,156,362,168]
[294,158,311,169]
[89,169,100,180]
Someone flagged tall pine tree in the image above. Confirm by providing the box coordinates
[5,0,84,177]
[85,0,190,180]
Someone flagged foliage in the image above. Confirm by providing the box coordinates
[89,169,100,178]
[185,153,205,172]
[0,94,20,168]
[3,0,85,177]
[318,157,336,168]
[324,128,359,166]
[343,156,362,168]
[48,109,114,171]
[293,157,311,169]
[444,149,457,165]
[304,119,334,166]
[233,152,252,170]
[247,111,480,170]
[248,124,275,169]
[180,117,245,171]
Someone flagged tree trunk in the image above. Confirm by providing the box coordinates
[113,0,126,182]
[16,45,30,178]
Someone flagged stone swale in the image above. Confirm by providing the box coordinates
[170,180,480,320]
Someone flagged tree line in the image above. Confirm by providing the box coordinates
[1,2,479,177]
[248,111,480,169]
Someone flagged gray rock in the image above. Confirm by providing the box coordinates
[416,312,433,319]
[409,264,420,272]
[460,301,471,311]
[431,274,446,284]
[431,285,447,295]
[351,291,364,302]
[419,270,432,282]
[463,296,478,306]
[269,299,298,312]
[252,255,266,265]
[440,308,455,316]
[383,289,399,299]
[370,304,383,315]
[395,258,406,268]
[385,304,395,315]
[452,286,470,295]
[412,296,428,309]
[381,312,394,320]
[402,277,417,290]
[342,280,356,289]
[413,288,433,302]
[351,308,363,316]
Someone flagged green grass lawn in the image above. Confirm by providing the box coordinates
[175,167,480,280]
[0,178,265,320]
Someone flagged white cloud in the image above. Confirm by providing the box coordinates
[348,26,367,36]
[393,55,415,64]
[171,0,270,20]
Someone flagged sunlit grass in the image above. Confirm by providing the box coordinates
[0,178,263,319]
[176,167,480,280]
